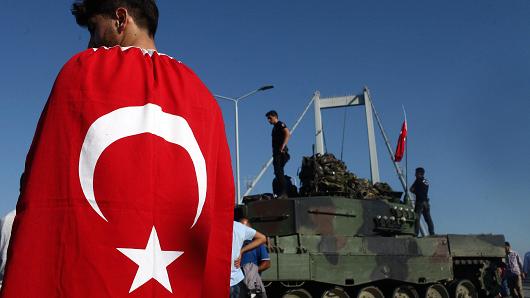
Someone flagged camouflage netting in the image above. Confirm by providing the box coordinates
[298,153,395,200]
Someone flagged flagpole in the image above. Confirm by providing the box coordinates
[402,105,425,236]
[405,129,408,201]
[405,138,408,193]
[367,92,407,192]
[403,105,408,200]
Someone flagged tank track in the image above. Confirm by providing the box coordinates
[262,257,503,298]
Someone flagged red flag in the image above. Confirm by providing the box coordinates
[1,47,234,297]
[394,120,407,162]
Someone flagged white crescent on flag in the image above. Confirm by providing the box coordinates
[78,103,207,228]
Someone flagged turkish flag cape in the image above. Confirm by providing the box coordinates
[394,120,407,162]
[1,47,234,297]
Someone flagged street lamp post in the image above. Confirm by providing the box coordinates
[214,85,274,205]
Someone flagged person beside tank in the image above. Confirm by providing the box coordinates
[239,217,270,298]
[230,219,267,298]
[0,209,16,288]
[1,174,23,288]
[504,242,526,298]
[410,167,435,236]
[266,110,291,199]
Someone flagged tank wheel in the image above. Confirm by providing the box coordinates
[392,285,419,298]
[423,283,449,298]
[355,286,384,298]
[283,288,313,298]
[449,279,477,298]
[322,287,350,298]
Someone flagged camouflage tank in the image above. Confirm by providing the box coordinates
[238,155,505,298]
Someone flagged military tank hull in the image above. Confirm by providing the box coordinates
[240,196,505,298]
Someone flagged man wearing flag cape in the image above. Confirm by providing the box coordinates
[1,1,235,297]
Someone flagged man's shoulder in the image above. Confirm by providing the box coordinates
[258,243,270,258]
[64,47,183,67]
[233,221,245,231]
[233,222,255,234]
[275,121,287,129]
[55,46,215,99]
[414,177,428,185]
[412,178,427,186]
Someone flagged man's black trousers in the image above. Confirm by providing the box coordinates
[414,200,435,236]
[272,152,290,197]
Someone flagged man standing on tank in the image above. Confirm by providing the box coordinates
[266,110,290,199]
[410,167,435,236]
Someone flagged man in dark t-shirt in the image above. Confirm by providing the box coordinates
[410,167,435,236]
[266,110,290,198]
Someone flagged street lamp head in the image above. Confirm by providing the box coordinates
[258,85,274,91]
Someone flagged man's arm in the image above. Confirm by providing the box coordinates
[258,260,271,272]
[234,231,267,269]
[241,231,266,255]
[517,254,526,278]
[410,180,416,193]
[523,252,530,275]
[234,225,264,269]
[256,242,271,272]
[280,127,290,152]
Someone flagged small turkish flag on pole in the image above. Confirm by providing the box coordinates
[394,119,407,162]
[1,47,234,297]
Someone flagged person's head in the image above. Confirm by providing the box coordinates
[266,110,278,125]
[415,167,425,178]
[239,217,251,227]
[71,0,159,48]
[505,241,511,254]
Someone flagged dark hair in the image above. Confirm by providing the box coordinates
[234,208,244,221]
[71,0,159,37]
[266,110,278,118]
[415,167,425,174]
[505,241,511,247]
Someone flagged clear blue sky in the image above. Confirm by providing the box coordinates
[0,1,529,254]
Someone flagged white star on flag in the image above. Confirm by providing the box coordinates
[117,227,183,293]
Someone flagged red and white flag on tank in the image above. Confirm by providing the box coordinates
[394,119,407,162]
